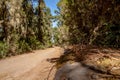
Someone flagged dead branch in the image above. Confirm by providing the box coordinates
[45,64,56,80]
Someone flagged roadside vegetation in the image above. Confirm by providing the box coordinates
[53,0,120,79]
[0,0,120,79]
[0,0,54,58]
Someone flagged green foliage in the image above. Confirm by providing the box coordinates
[94,24,120,48]
[57,0,120,48]
[18,40,31,53]
[28,36,42,49]
[52,25,69,46]
[0,42,8,58]
[0,0,53,59]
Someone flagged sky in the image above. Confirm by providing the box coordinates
[44,0,59,16]
[44,0,59,27]
[32,0,59,27]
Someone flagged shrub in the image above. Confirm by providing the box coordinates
[18,40,31,53]
[0,42,9,59]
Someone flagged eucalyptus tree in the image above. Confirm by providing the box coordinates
[0,0,9,41]
[37,0,53,46]
[42,7,53,46]
[57,0,120,47]
[0,0,24,54]
[0,0,54,58]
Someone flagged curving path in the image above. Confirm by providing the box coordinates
[0,47,63,80]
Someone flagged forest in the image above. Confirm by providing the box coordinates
[0,0,120,80]
[0,0,53,58]
[57,0,120,46]
[0,0,119,58]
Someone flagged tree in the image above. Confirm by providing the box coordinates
[0,0,53,58]
[57,0,120,47]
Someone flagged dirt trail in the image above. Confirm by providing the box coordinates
[0,47,63,80]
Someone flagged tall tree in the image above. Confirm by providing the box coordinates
[0,0,53,58]
[57,0,120,47]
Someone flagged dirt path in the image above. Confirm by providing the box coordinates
[0,47,63,80]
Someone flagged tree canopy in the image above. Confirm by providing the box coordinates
[0,0,120,58]
[56,0,120,47]
[0,0,53,58]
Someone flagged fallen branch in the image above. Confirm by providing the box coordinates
[45,64,56,80]
[46,58,59,63]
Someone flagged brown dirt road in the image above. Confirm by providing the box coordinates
[0,47,63,80]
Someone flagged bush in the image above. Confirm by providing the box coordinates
[18,40,31,53]
[28,36,41,49]
[0,42,9,59]
[94,24,120,48]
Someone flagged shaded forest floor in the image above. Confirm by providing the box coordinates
[55,45,120,80]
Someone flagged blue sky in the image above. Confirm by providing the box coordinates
[44,0,59,16]
[44,0,59,27]
[33,0,59,27]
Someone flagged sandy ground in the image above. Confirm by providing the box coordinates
[0,47,63,80]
